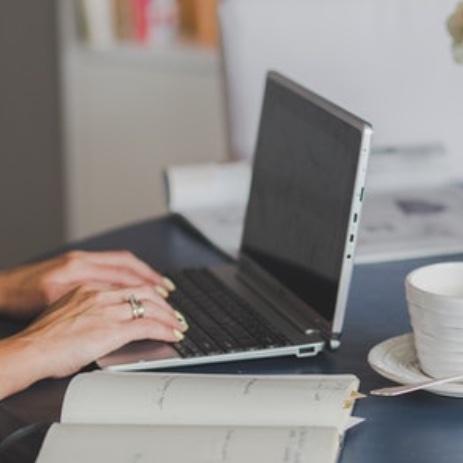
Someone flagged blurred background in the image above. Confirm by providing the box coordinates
[0,0,228,267]
[1,0,462,267]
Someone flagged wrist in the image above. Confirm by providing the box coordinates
[0,267,41,319]
[0,271,10,308]
[0,269,20,312]
[0,334,47,400]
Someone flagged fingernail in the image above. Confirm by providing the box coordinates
[174,311,189,331]
[154,285,169,299]
[179,320,189,331]
[163,277,176,292]
[173,329,185,341]
[174,310,186,323]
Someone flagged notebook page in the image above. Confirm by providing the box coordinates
[61,372,359,432]
[166,161,251,212]
[36,423,340,463]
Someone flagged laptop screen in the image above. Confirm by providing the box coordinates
[241,74,364,325]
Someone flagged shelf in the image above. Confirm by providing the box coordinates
[70,41,220,72]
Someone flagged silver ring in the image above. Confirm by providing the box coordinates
[128,294,145,320]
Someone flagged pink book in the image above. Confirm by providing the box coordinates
[132,0,150,43]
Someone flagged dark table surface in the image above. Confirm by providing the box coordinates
[1,214,463,462]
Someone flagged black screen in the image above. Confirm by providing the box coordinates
[241,75,363,324]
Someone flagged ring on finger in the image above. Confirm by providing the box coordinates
[128,294,145,320]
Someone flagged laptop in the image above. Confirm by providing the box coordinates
[98,72,373,371]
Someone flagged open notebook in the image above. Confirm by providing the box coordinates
[37,372,363,463]
[165,148,463,264]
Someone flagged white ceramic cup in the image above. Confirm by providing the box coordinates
[405,262,463,378]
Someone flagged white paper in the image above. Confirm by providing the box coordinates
[357,184,463,263]
[165,161,251,212]
[165,161,250,257]
[61,372,359,433]
[345,416,365,431]
[366,143,457,192]
[36,423,340,463]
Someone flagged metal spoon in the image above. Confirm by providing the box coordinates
[370,373,463,397]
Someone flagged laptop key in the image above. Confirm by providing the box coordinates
[183,272,283,346]
[170,292,243,352]
[184,318,224,355]
[173,342,191,357]
[167,269,290,357]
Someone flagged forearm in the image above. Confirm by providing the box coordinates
[0,268,43,319]
[0,270,22,318]
[0,335,45,400]
[0,271,10,311]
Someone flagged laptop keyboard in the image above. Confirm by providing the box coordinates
[167,269,290,358]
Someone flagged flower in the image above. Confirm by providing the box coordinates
[448,2,463,63]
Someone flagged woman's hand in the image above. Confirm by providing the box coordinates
[0,284,188,400]
[0,250,175,319]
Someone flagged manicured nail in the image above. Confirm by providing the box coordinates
[173,329,185,341]
[154,285,169,299]
[182,322,189,331]
[179,320,189,331]
[174,311,189,331]
[163,277,176,292]
[175,310,186,323]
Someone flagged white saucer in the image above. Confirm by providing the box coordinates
[368,333,463,398]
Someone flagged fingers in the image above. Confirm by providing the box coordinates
[95,286,182,318]
[79,251,173,289]
[110,300,187,332]
[67,285,187,330]
[76,263,152,288]
[82,285,189,335]
[122,318,185,344]
[49,251,176,301]
[24,283,189,380]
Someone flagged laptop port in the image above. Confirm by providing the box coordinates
[297,346,317,358]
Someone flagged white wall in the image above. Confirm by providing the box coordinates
[220,0,463,173]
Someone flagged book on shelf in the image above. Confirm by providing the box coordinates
[113,0,136,41]
[185,0,219,47]
[132,0,151,43]
[165,144,463,264]
[76,0,218,49]
[36,371,363,463]
[78,0,116,49]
